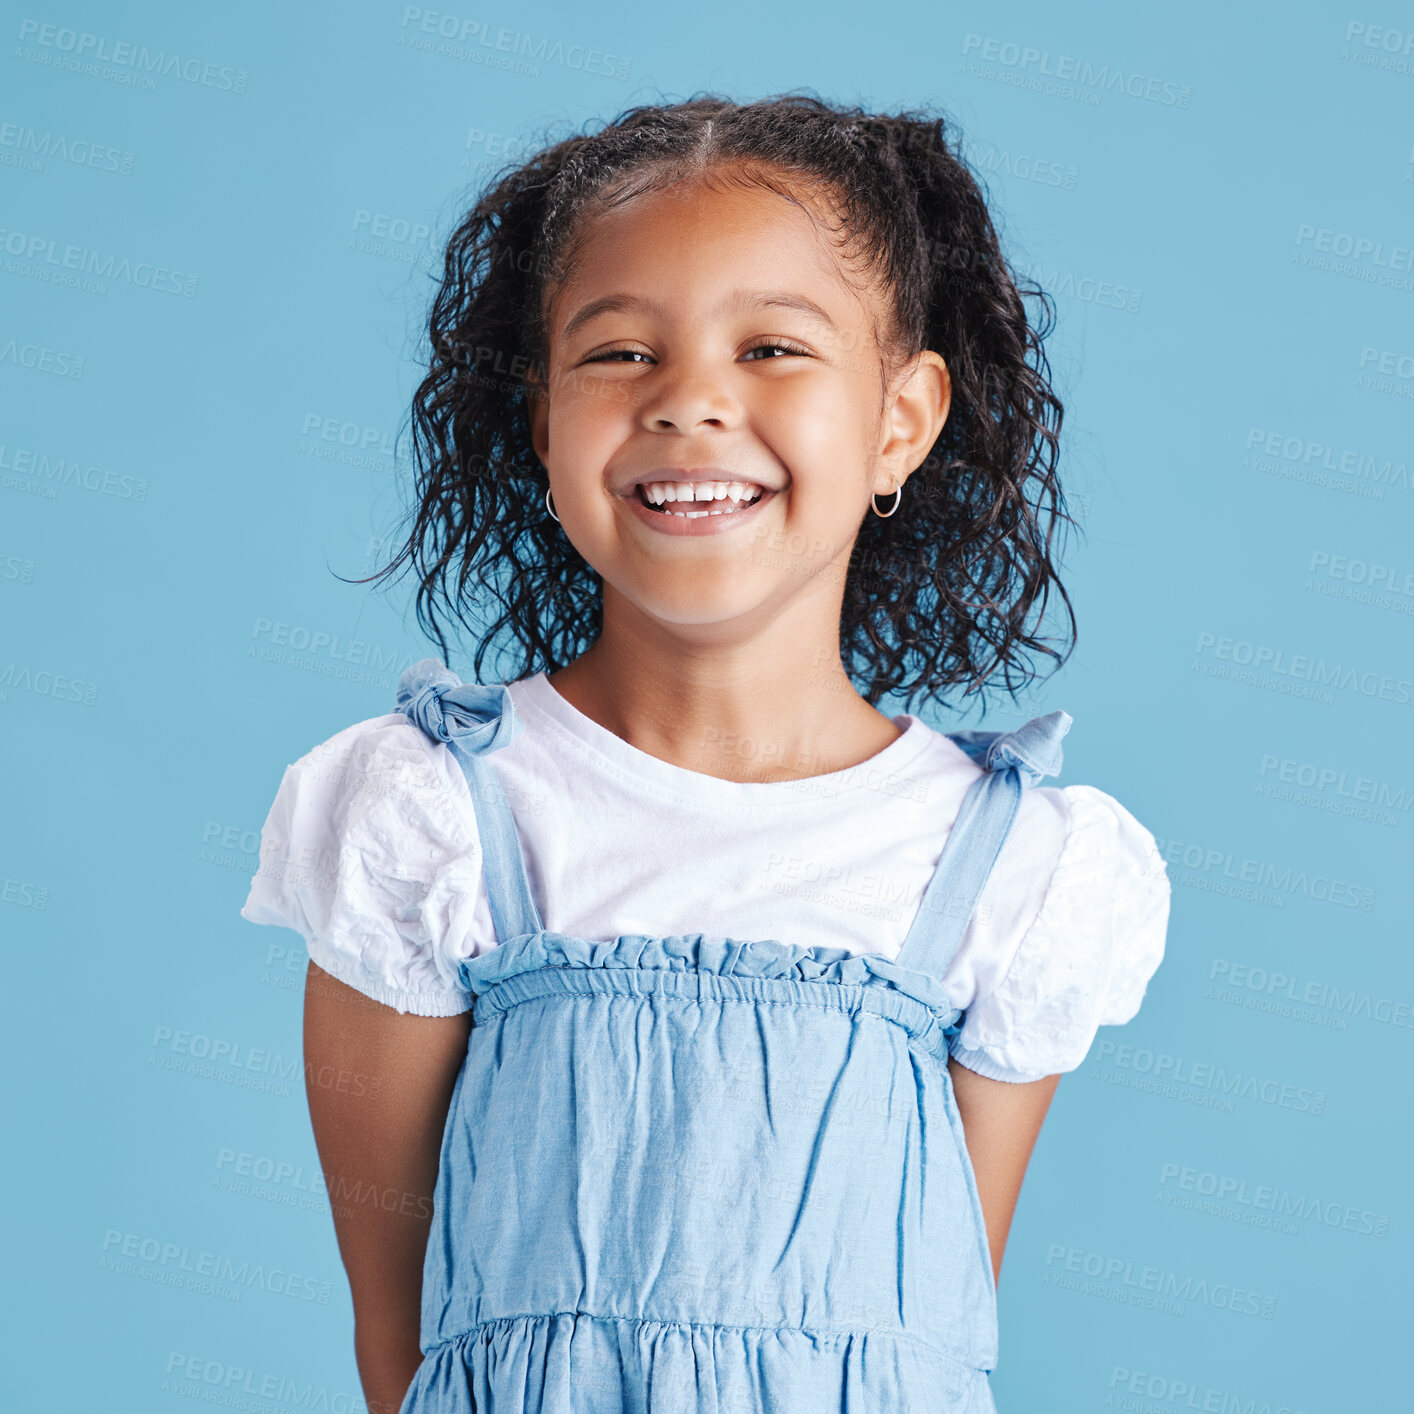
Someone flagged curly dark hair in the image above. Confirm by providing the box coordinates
[360,90,1078,714]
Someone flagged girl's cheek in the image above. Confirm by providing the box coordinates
[575,370,623,405]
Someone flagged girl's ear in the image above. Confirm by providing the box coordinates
[526,380,551,470]
[877,350,951,494]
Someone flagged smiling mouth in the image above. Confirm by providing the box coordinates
[636,481,767,518]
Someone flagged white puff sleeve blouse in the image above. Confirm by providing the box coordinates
[242,680,1171,1082]
[946,784,1171,1081]
[241,714,492,1017]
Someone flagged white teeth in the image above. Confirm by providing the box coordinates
[639,479,766,512]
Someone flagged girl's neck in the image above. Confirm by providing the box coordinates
[546,624,902,786]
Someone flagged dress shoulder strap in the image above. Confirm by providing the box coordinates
[893,709,1072,980]
[395,657,544,946]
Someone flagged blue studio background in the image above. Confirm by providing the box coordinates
[4,1,1410,1408]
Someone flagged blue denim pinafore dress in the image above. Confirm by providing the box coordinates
[392,659,1070,1414]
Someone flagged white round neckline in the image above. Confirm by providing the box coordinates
[511,671,934,806]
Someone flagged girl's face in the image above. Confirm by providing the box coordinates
[529,175,949,639]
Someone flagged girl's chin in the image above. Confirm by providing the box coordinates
[619,577,776,631]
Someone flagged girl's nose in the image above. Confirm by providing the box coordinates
[638,364,743,434]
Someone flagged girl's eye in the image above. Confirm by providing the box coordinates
[742,340,812,361]
[583,348,653,364]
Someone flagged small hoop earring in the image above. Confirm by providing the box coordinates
[545,485,560,524]
[871,480,902,518]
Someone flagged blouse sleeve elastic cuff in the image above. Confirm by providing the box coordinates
[304,933,474,1018]
[948,1038,1054,1085]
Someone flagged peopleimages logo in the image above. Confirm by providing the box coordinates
[1318,548,1414,603]
[1294,223,1414,282]
[960,33,1192,106]
[0,443,148,499]
[396,7,630,80]
[1258,752,1412,812]
[1341,19,1414,76]
[1107,1366,1315,1414]
[1209,958,1414,1032]
[0,663,99,705]
[1043,1244,1276,1318]
[0,226,198,296]
[1157,1162,1390,1237]
[248,618,418,677]
[163,1354,365,1411]
[1193,631,1413,706]
[0,121,136,175]
[1244,426,1410,495]
[1093,1040,1327,1115]
[1154,833,1376,911]
[100,1231,331,1303]
[15,19,249,92]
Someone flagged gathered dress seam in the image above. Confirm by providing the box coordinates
[474,972,949,1017]
[473,984,953,1056]
[421,1307,986,1372]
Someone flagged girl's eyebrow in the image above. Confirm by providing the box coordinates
[561,289,838,340]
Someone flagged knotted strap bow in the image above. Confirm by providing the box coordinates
[395,657,522,756]
[949,708,1072,788]
[894,706,1073,979]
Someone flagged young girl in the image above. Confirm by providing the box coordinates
[242,94,1170,1414]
